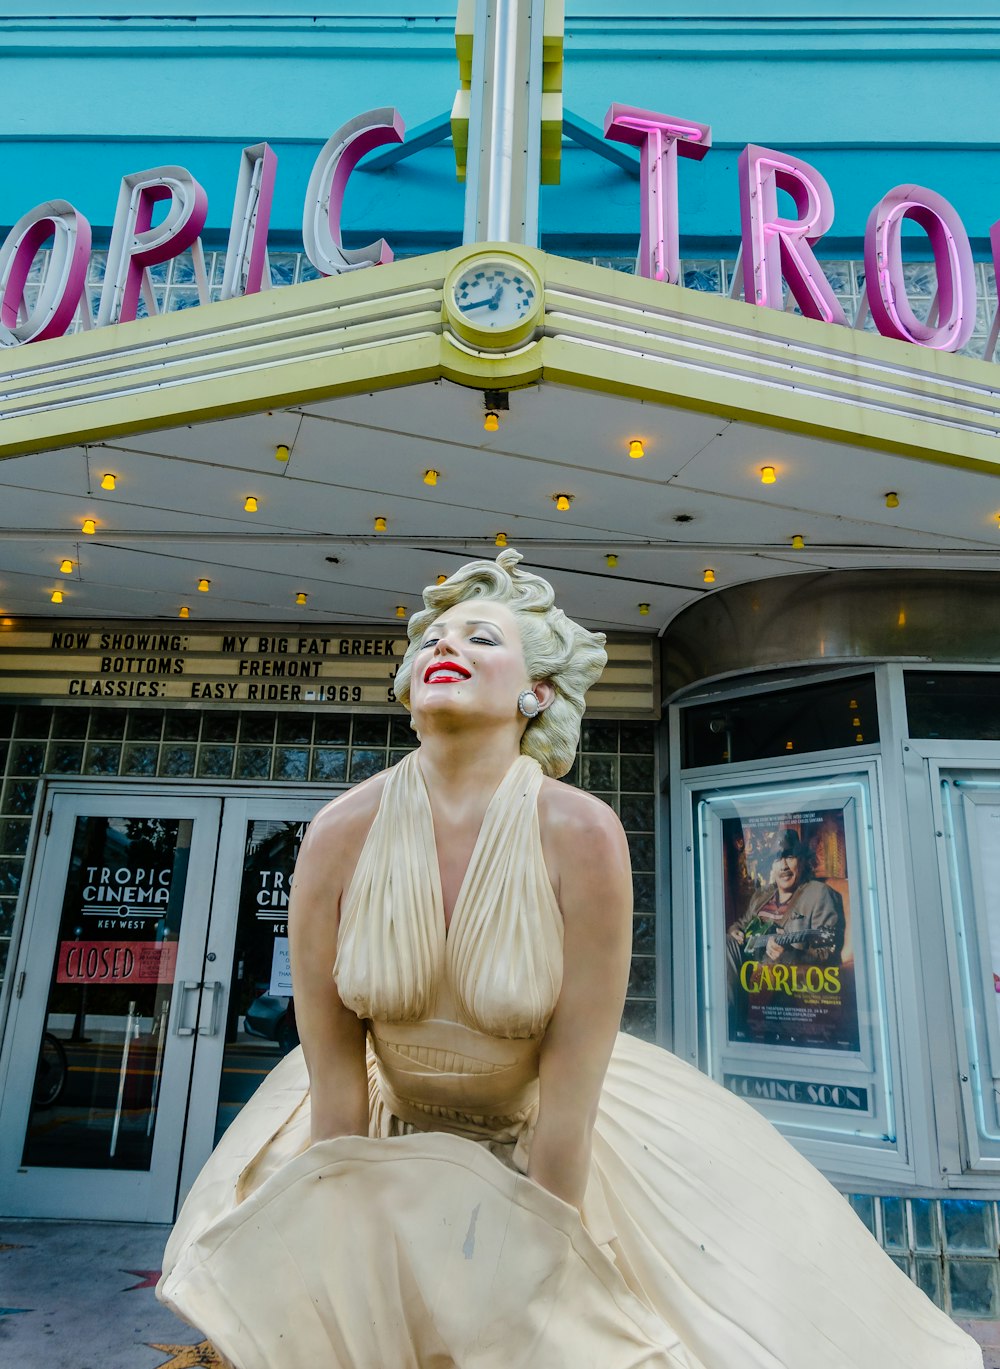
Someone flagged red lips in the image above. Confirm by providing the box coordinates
[424,660,471,683]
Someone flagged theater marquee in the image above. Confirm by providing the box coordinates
[0,621,658,718]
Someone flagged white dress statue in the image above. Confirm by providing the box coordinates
[159,550,982,1369]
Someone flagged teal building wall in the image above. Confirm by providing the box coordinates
[0,2,997,254]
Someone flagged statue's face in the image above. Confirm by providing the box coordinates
[408,599,531,728]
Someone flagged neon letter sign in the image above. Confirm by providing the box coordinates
[303,109,405,275]
[864,185,976,353]
[603,104,712,284]
[220,143,278,300]
[0,201,91,345]
[97,167,209,327]
[738,145,845,325]
[985,221,1000,363]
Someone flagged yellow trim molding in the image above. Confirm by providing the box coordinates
[0,245,998,476]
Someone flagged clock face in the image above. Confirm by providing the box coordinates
[451,260,538,331]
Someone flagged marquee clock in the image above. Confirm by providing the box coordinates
[444,253,543,348]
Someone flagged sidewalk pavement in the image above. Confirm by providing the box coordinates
[0,1219,222,1369]
[2,1216,999,1368]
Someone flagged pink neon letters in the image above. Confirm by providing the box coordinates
[221,143,278,300]
[603,104,711,284]
[97,167,209,327]
[738,145,846,326]
[985,220,1000,363]
[303,109,405,275]
[864,185,976,352]
[0,201,91,344]
[0,105,989,366]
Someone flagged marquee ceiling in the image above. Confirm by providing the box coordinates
[0,375,997,641]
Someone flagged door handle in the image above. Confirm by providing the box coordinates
[174,981,201,1037]
[198,981,224,1037]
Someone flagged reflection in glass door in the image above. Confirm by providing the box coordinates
[0,793,221,1221]
[216,815,309,1141]
[21,814,194,1171]
[178,797,326,1204]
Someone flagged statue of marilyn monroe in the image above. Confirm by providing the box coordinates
[158,549,981,1369]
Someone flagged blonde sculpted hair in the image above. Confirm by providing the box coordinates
[393,549,608,778]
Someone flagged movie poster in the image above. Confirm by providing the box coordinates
[723,807,861,1051]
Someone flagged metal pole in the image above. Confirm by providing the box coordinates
[463,0,544,246]
[109,999,138,1158]
[146,995,171,1138]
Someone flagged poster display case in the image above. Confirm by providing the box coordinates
[935,772,1000,1172]
[686,766,904,1169]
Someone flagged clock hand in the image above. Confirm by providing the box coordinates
[458,295,500,313]
[487,285,504,310]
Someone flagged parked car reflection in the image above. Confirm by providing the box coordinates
[244,992,298,1054]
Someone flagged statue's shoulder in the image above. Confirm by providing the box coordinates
[304,768,394,859]
[537,775,624,841]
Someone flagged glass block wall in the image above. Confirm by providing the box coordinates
[0,704,658,1039]
[592,256,999,364]
[22,247,999,365]
[849,1195,1000,1321]
[18,247,327,324]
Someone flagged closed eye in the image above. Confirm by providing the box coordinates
[470,636,497,646]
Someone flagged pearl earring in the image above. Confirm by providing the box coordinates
[517,690,541,719]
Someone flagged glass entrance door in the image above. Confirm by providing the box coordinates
[0,788,335,1221]
[177,796,326,1205]
[0,792,222,1221]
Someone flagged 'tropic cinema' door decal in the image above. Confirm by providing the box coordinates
[23,815,193,1171]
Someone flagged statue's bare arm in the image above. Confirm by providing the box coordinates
[531,782,633,1208]
[288,777,386,1144]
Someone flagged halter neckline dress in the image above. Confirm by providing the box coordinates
[159,751,981,1369]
